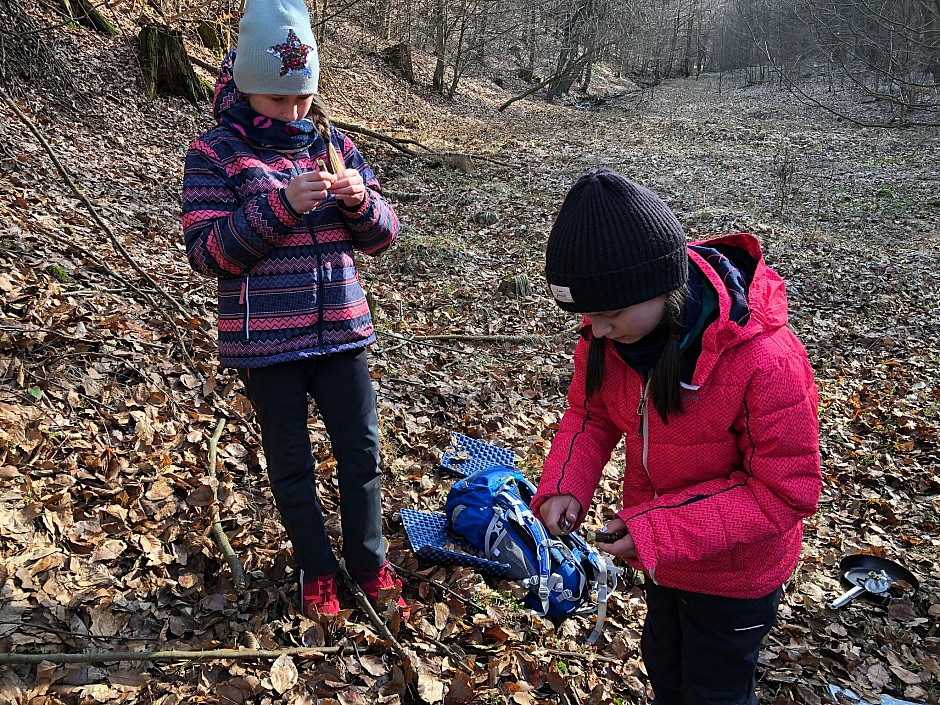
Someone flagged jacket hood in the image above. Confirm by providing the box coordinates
[688,232,790,387]
[212,49,245,123]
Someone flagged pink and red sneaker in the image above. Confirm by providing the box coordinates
[348,562,410,620]
[299,569,340,618]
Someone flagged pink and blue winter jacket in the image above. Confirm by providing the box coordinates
[531,234,821,599]
[182,56,398,368]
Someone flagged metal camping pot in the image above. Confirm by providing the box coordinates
[829,553,920,609]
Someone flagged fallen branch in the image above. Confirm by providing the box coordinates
[0,87,205,383]
[0,88,185,316]
[0,645,345,665]
[390,563,475,607]
[498,50,595,112]
[413,333,557,344]
[207,418,247,590]
[332,119,514,169]
[535,647,622,665]
[378,330,476,355]
[187,53,219,73]
[337,560,408,664]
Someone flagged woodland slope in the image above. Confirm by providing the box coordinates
[0,6,938,705]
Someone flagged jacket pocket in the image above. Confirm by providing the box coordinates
[217,276,251,340]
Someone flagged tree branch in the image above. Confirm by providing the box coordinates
[206,418,247,590]
[0,645,346,665]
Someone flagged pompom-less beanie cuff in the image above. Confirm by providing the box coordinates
[545,169,689,313]
[547,247,688,313]
[233,0,320,95]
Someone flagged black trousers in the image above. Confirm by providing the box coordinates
[642,580,782,705]
[237,348,384,576]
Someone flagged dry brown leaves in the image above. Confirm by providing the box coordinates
[0,2,937,704]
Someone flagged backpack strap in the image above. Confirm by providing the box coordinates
[500,488,554,615]
[585,553,621,644]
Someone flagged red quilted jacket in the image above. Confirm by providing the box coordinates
[531,233,821,599]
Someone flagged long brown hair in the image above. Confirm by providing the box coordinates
[584,286,687,423]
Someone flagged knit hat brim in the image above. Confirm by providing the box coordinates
[546,247,688,313]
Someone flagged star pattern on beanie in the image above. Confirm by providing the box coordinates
[267,29,314,78]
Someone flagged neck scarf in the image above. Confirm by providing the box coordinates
[219,99,320,151]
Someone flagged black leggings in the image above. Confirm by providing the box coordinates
[642,580,782,705]
[237,348,384,575]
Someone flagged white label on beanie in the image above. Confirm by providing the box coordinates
[550,284,574,303]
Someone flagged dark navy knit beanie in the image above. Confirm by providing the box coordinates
[545,169,688,313]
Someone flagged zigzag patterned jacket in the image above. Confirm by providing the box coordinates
[182,58,398,369]
[531,234,821,599]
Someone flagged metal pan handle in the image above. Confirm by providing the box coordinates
[830,584,865,609]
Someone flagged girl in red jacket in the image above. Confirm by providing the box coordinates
[530,169,821,705]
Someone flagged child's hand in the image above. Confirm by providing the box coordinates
[538,494,582,536]
[284,170,335,213]
[595,516,638,560]
[328,167,366,207]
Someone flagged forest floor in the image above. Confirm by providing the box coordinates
[0,6,938,705]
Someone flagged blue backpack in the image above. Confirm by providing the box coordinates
[444,464,620,643]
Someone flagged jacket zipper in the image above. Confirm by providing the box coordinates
[310,213,325,346]
[636,373,657,499]
[241,275,251,341]
[287,152,325,347]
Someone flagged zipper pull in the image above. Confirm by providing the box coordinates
[636,376,650,437]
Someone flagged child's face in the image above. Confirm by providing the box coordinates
[247,93,315,123]
[585,295,667,344]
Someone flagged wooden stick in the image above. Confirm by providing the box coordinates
[0,645,345,665]
[413,333,555,344]
[0,88,185,317]
[389,563,474,606]
[206,418,247,590]
[336,561,408,663]
[0,88,206,383]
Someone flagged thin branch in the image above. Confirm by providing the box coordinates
[0,645,345,665]
[333,118,434,158]
[207,418,247,590]
[0,88,186,316]
[336,560,408,663]
[378,330,476,355]
[498,49,596,112]
[412,333,556,344]
[331,118,514,169]
[0,88,209,380]
[536,648,623,665]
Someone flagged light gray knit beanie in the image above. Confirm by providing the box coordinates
[232,0,320,95]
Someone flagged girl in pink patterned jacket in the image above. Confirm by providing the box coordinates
[531,169,821,705]
[182,0,406,620]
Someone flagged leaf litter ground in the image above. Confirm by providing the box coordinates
[0,13,938,705]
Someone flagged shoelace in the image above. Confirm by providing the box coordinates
[304,575,335,600]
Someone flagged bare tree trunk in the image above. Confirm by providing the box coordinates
[376,0,392,41]
[432,0,446,93]
[138,24,207,104]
